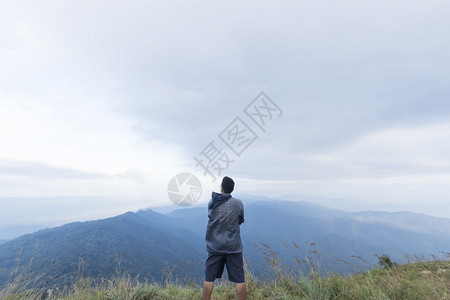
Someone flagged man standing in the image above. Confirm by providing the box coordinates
[203,176,246,300]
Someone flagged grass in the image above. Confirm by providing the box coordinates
[2,260,449,299]
[1,244,449,299]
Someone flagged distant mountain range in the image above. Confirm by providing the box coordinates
[0,196,449,289]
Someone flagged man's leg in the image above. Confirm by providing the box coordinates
[225,253,246,300]
[236,282,246,300]
[203,281,214,300]
[204,254,225,300]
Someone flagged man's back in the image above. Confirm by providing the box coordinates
[203,177,246,300]
[206,194,244,254]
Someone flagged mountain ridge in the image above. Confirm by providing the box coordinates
[0,196,448,289]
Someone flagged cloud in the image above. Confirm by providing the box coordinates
[0,159,107,180]
[1,0,450,219]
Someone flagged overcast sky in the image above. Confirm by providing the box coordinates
[1,0,450,223]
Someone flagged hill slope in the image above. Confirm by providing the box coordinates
[0,210,204,288]
[169,198,450,277]
[0,197,449,289]
[2,260,449,299]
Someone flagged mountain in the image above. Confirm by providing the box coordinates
[0,210,205,288]
[277,194,450,218]
[169,198,450,278]
[0,196,152,240]
[0,224,53,241]
[0,197,449,289]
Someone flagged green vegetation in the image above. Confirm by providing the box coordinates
[1,256,449,300]
[2,204,450,288]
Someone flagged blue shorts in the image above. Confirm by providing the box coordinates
[205,252,245,283]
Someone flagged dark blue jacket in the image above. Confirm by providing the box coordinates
[206,192,244,253]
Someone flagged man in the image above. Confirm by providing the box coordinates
[203,176,246,300]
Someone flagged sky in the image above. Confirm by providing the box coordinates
[1,0,450,229]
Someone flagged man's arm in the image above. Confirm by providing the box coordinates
[238,202,244,225]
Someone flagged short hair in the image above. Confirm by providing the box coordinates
[221,176,235,194]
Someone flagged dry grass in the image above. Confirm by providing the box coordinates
[1,243,449,299]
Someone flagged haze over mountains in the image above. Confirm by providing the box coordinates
[0,195,449,289]
[0,196,152,240]
[1,194,449,242]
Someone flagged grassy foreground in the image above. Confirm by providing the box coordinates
[1,259,449,300]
